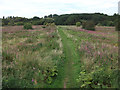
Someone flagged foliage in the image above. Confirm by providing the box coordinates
[76,22,81,27]
[77,66,117,88]
[2,13,119,26]
[115,16,120,31]
[82,21,95,31]
[24,23,33,30]
[44,23,56,27]
[15,22,24,26]
[44,66,58,84]
[32,21,42,25]
[76,70,92,88]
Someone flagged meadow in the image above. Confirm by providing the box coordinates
[2,25,119,88]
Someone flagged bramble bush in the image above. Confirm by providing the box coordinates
[82,21,95,31]
[24,23,33,30]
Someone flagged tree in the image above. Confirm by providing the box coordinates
[3,16,5,19]
[44,16,47,18]
[115,16,120,31]
[53,14,58,18]
[48,14,52,18]
[32,16,40,20]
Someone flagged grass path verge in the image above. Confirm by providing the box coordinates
[58,26,81,88]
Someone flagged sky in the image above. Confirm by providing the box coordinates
[0,0,119,18]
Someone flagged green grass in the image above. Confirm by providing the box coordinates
[58,27,82,88]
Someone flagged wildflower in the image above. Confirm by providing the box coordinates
[32,78,34,82]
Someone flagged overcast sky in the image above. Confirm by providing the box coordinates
[0,0,119,18]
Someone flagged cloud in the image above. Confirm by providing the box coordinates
[0,0,119,18]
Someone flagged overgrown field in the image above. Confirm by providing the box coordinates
[2,25,65,88]
[2,25,119,88]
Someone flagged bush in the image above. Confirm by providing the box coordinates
[32,21,42,25]
[45,23,50,26]
[24,23,33,30]
[76,22,81,27]
[8,22,15,26]
[16,22,24,26]
[51,23,56,26]
[82,21,95,31]
[44,23,56,27]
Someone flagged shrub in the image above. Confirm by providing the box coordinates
[16,22,24,26]
[24,23,33,30]
[51,23,56,26]
[43,23,56,27]
[82,21,95,31]
[8,22,15,26]
[32,21,42,25]
[76,22,81,27]
[76,70,92,88]
[45,23,50,26]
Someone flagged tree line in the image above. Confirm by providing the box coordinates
[1,13,119,27]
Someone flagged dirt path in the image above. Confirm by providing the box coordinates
[58,27,80,88]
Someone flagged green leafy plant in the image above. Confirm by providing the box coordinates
[24,23,33,30]
[76,70,92,88]
[43,66,58,84]
[16,22,24,26]
[76,22,81,27]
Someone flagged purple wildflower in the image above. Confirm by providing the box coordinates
[32,78,34,82]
